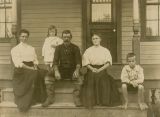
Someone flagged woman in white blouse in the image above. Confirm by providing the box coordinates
[81,33,121,108]
[11,29,46,112]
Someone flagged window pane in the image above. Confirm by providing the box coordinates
[92,4,111,22]
[6,23,12,37]
[0,0,4,7]
[146,5,158,20]
[0,0,4,3]
[92,0,111,3]
[0,0,13,39]
[5,0,12,3]
[0,23,5,38]
[146,21,159,36]
[147,0,159,3]
[0,9,5,22]
[6,8,12,22]
[0,3,4,7]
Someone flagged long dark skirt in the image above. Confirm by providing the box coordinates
[81,67,122,108]
[12,68,47,112]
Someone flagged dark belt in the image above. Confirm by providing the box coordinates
[90,64,104,69]
[23,61,34,67]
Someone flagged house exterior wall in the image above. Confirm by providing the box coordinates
[0,43,11,64]
[0,0,160,68]
[21,0,82,64]
[0,43,11,80]
[140,42,160,64]
[121,0,160,64]
[121,0,133,64]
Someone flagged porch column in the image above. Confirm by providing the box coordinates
[133,0,140,64]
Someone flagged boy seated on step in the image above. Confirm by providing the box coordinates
[121,53,147,110]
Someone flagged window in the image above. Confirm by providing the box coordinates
[91,0,112,23]
[141,0,160,41]
[0,0,16,41]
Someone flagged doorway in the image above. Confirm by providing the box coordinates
[83,0,121,62]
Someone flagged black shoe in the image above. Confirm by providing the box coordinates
[41,98,54,107]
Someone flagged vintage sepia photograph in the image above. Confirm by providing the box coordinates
[0,0,160,117]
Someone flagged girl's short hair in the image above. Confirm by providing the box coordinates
[47,25,57,36]
[126,53,136,60]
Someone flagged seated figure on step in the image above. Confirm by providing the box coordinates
[42,30,82,107]
[121,53,148,110]
[11,29,46,112]
[80,33,122,109]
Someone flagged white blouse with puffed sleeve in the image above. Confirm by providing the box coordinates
[11,42,38,68]
[82,46,112,66]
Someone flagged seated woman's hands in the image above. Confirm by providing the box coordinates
[88,65,100,73]
[88,63,110,73]
[91,68,99,73]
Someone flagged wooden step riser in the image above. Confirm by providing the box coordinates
[1,80,160,89]
[0,107,147,117]
[1,91,74,103]
[1,89,143,103]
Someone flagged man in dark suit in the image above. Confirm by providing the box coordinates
[42,30,82,107]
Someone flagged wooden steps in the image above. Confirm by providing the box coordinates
[0,80,148,117]
[1,88,140,103]
[1,81,75,104]
[0,101,147,117]
[1,80,142,103]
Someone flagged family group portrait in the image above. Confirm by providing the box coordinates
[0,0,160,117]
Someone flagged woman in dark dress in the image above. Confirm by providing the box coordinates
[81,33,121,108]
[11,29,46,112]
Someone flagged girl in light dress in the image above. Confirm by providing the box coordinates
[42,25,63,69]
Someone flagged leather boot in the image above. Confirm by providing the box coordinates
[73,85,82,107]
[42,84,55,107]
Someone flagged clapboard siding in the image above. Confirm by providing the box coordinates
[0,43,11,64]
[0,43,12,80]
[121,0,133,63]
[22,23,81,28]
[22,9,81,14]
[140,42,160,64]
[21,0,82,63]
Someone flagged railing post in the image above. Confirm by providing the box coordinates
[133,23,140,64]
[133,0,140,64]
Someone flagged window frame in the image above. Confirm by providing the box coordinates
[141,0,160,41]
[0,0,13,42]
[90,0,113,24]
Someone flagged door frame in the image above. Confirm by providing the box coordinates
[82,0,122,63]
